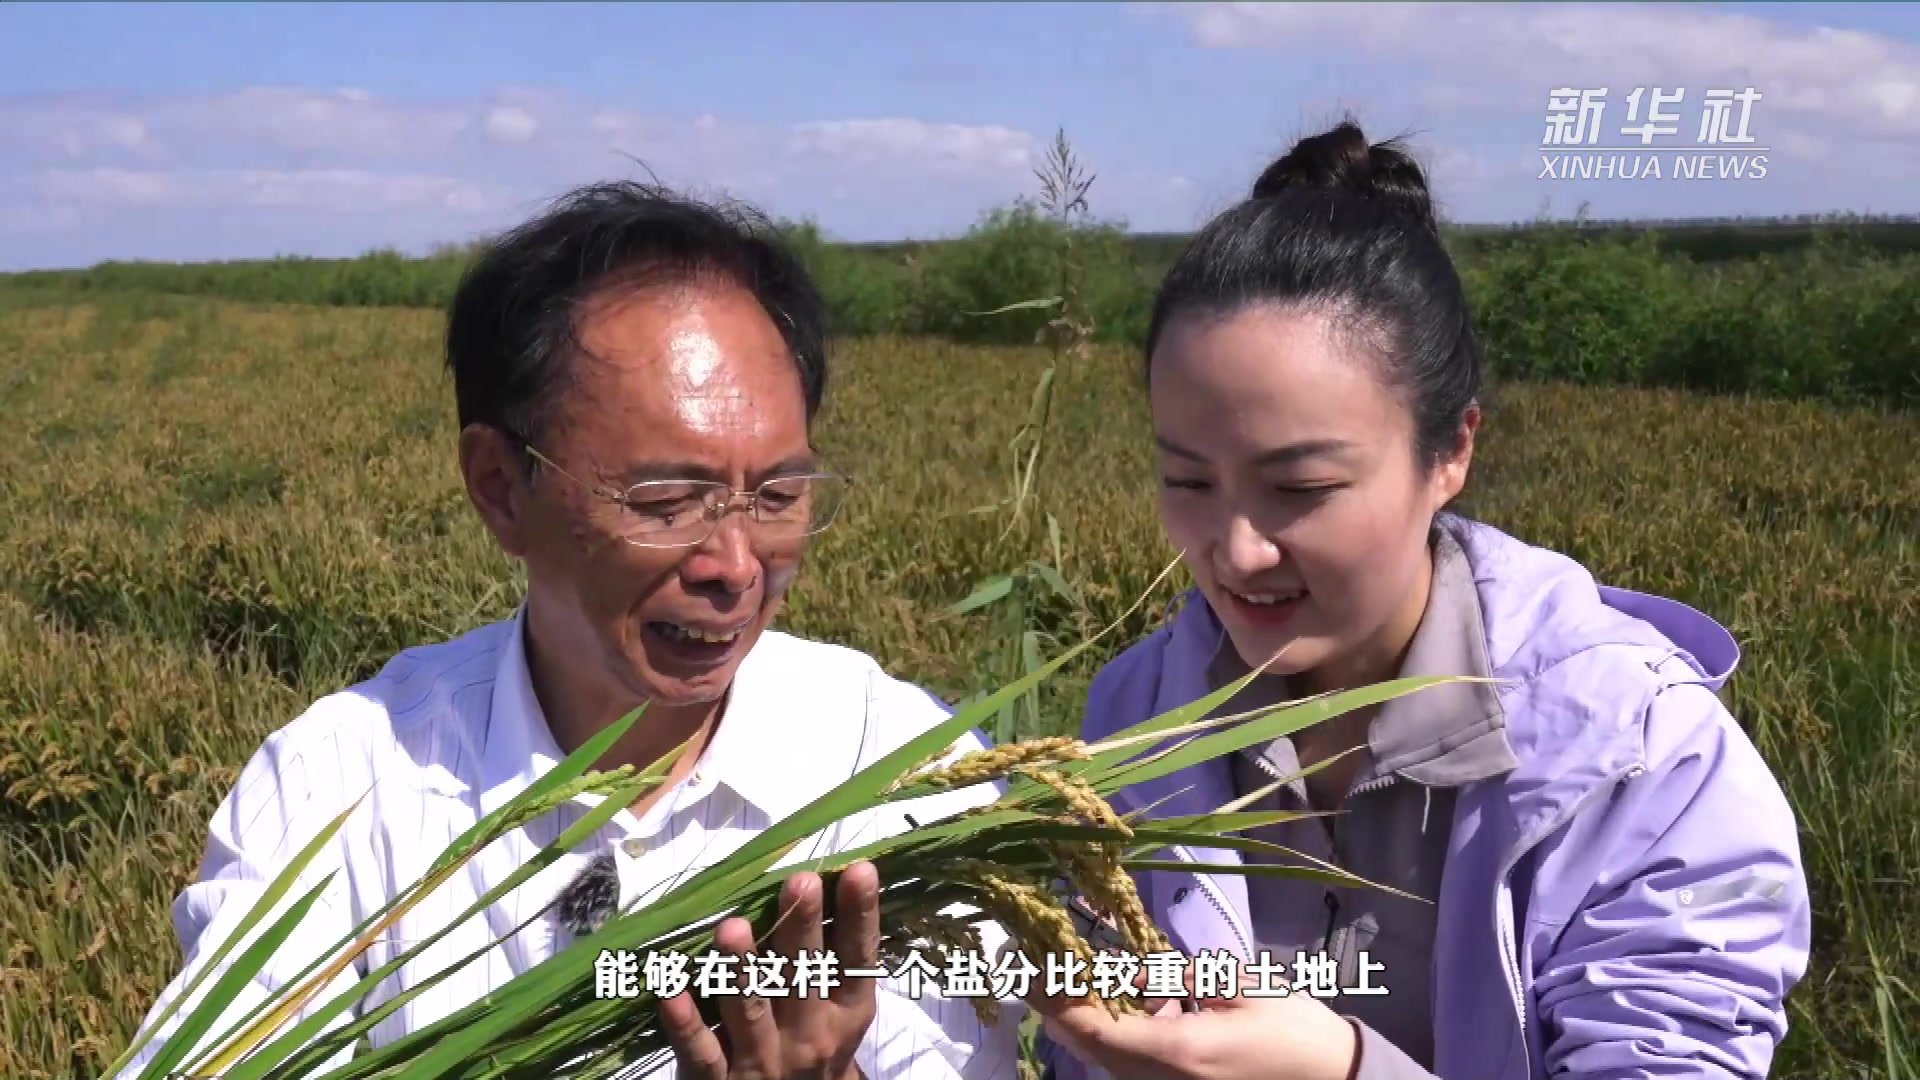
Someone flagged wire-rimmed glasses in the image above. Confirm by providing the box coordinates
[516,442,853,550]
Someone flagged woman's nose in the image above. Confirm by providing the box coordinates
[1219,515,1283,579]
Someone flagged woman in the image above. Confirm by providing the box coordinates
[1031,121,1810,1080]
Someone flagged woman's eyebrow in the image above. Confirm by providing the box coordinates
[1155,435,1353,465]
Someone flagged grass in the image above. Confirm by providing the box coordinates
[0,293,1913,1078]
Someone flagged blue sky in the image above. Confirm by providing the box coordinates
[3,2,1916,271]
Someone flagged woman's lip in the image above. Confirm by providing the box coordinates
[1221,588,1306,628]
[1224,587,1306,602]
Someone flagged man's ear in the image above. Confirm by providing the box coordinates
[460,423,531,559]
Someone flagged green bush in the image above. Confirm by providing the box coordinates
[4,216,1915,407]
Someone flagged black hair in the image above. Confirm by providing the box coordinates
[1144,120,1482,464]
[445,180,828,445]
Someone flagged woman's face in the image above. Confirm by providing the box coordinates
[1149,304,1475,691]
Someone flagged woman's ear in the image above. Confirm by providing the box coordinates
[1432,402,1480,507]
[460,424,532,559]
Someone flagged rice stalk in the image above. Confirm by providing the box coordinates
[107,591,1460,1080]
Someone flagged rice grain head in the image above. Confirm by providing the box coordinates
[1017,766,1128,838]
[1049,841,1168,958]
[882,903,1001,1024]
[971,874,1142,1018]
[894,737,1090,792]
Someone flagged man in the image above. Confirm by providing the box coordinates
[117,181,1024,1080]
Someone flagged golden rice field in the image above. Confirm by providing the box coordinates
[0,293,1914,1079]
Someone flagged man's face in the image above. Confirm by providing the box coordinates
[504,280,816,710]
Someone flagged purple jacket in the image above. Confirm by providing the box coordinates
[1040,516,1810,1079]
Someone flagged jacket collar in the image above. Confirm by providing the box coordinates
[1206,525,1520,789]
[1109,515,1744,842]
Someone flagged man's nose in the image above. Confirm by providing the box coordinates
[680,511,761,594]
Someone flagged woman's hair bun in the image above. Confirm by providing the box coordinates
[1250,120,1437,233]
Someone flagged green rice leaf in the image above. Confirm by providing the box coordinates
[1088,676,1462,791]
[1124,858,1420,900]
[1028,560,1077,606]
[948,574,1014,615]
[186,715,665,1078]
[113,794,364,1080]
[222,760,673,1080]
[652,548,1185,910]
[426,703,650,878]
[129,874,336,1080]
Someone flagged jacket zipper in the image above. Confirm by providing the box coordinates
[1172,708,1653,1076]
[1241,748,1396,969]
[1491,761,1645,1076]
[1326,773,1391,966]
[1161,843,1254,958]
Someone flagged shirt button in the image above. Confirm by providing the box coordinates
[1173,886,1191,903]
[621,838,647,858]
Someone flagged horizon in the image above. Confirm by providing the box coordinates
[12,210,1920,277]
[4,1,1917,272]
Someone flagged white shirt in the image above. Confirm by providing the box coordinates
[117,608,1027,1080]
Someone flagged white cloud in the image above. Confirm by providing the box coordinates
[484,105,539,144]
[1776,130,1833,161]
[588,109,647,136]
[0,86,1197,261]
[90,115,151,152]
[178,86,474,157]
[1169,2,1920,140]
[37,167,505,215]
[4,90,1056,190]
[787,118,1036,176]
[0,99,160,158]
[41,167,181,206]
[1074,169,1207,231]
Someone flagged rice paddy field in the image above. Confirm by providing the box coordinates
[0,287,1914,1078]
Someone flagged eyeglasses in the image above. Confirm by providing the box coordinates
[516,442,854,550]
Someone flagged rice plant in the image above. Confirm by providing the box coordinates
[102,564,1460,1080]
[3,278,1913,1079]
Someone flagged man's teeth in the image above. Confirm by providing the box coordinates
[661,623,742,644]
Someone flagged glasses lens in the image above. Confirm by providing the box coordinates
[620,481,727,545]
[758,474,847,534]
[615,475,850,547]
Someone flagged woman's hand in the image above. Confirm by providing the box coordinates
[1030,969,1361,1080]
[659,862,882,1080]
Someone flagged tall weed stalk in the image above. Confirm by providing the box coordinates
[948,129,1101,747]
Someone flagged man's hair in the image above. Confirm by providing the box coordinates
[445,180,829,444]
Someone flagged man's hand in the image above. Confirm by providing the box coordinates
[660,860,882,1080]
